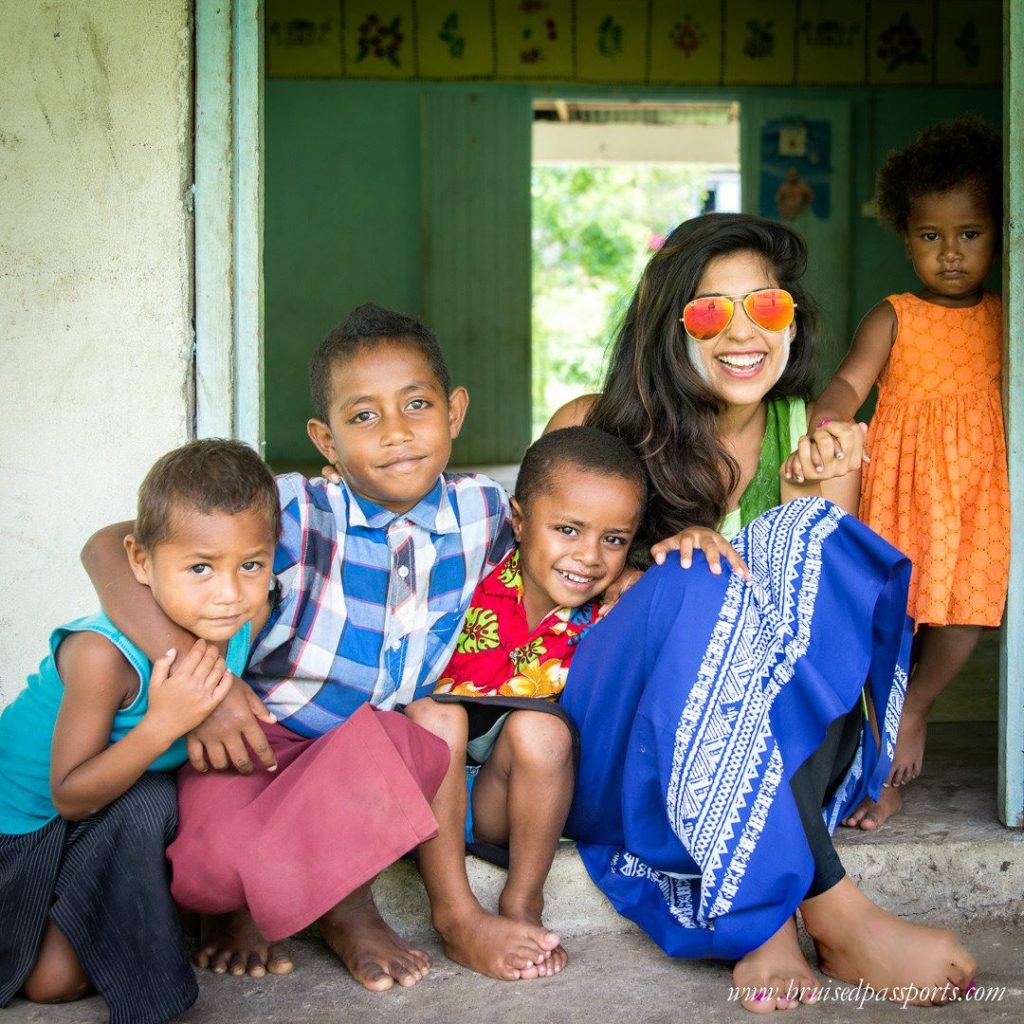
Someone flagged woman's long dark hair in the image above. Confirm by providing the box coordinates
[585,213,819,538]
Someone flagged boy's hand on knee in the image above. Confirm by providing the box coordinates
[186,677,278,775]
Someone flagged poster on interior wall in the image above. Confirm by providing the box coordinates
[867,0,933,84]
[759,119,831,221]
[723,0,796,84]
[647,1,723,84]
[344,2,417,77]
[796,0,866,84]
[935,0,1001,85]
[575,0,648,83]
[266,0,343,77]
[494,0,574,80]
[417,0,496,77]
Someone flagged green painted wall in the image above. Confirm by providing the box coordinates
[264,80,1001,468]
[264,81,424,467]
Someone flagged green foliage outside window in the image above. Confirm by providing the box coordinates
[531,164,710,435]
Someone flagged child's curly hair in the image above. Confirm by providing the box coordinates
[875,116,1002,236]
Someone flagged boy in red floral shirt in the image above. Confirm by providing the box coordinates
[404,427,645,982]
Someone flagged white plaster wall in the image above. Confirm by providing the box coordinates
[0,1,194,703]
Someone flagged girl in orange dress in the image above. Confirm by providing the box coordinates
[805,117,1008,827]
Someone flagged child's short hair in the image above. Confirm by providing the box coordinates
[135,439,281,550]
[515,427,647,514]
[309,303,452,421]
[875,116,1002,235]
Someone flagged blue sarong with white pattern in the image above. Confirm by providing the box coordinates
[562,499,910,960]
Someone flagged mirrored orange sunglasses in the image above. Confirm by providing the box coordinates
[680,288,796,341]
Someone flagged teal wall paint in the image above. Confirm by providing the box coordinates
[849,89,1003,339]
[264,81,1001,467]
[264,81,424,466]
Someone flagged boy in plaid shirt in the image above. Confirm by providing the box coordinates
[82,305,565,988]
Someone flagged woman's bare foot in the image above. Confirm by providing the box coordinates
[889,706,928,787]
[841,786,903,830]
[320,886,430,991]
[434,902,561,981]
[801,877,976,1005]
[194,910,294,978]
[732,917,820,1012]
[499,892,568,976]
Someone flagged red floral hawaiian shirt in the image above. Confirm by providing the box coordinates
[434,549,602,699]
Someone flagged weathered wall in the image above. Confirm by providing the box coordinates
[0,1,194,702]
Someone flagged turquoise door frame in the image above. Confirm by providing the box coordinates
[1000,0,1023,828]
[194,0,265,450]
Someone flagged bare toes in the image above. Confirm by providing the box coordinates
[358,963,395,991]
[210,950,232,975]
[266,948,295,976]
[245,952,267,978]
[193,946,216,969]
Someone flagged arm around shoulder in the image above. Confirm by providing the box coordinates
[81,519,194,659]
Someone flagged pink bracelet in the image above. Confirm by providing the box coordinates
[814,418,832,429]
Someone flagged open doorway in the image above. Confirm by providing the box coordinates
[530,101,740,435]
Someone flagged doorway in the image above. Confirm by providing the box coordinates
[530,101,740,434]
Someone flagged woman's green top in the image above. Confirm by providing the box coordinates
[719,397,807,539]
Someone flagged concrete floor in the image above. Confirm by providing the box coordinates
[6,924,1022,1024]
[4,724,1022,1023]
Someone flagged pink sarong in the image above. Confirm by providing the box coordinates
[167,703,448,940]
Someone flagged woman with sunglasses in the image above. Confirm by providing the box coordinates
[547,213,865,543]
[547,214,976,1010]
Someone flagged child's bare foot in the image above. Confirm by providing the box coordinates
[802,877,976,1005]
[732,917,820,1012]
[889,705,928,786]
[499,892,568,976]
[320,887,430,990]
[841,786,903,830]
[195,910,294,977]
[434,903,561,981]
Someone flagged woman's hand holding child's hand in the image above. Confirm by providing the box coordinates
[145,639,233,744]
[784,421,868,483]
[651,528,751,579]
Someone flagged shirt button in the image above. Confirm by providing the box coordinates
[397,565,409,578]
[391,639,402,651]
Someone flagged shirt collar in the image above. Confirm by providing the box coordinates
[482,548,524,601]
[483,549,597,634]
[344,476,460,535]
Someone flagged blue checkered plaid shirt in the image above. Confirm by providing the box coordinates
[246,472,513,737]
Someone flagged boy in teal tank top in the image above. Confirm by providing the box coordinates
[0,439,280,1024]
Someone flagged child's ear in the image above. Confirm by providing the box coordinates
[307,418,339,466]
[510,495,524,542]
[124,535,153,587]
[446,387,469,439]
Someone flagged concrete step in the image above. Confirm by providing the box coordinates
[372,723,1024,939]
[4,726,1022,1024]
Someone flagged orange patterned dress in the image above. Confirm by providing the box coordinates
[860,292,1009,626]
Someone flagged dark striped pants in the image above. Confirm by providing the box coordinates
[0,773,197,1024]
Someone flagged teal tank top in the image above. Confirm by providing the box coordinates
[0,612,251,835]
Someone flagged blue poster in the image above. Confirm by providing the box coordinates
[759,118,831,220]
